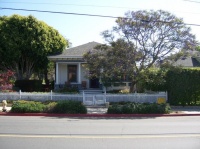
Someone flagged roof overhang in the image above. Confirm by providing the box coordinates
[48,55,84,62]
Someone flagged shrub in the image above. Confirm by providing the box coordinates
[0,70,15,91]
[119,89,130,94]
[56,86,79,94]
[107,104,123,114]
[43,102,57,113]
[107,102,171,114]
[107,90,121,94]
[10,100,87,114]
[51,100,87,114]
[107,89,130,94]
[11,100,45,113]
[14,80,42,92]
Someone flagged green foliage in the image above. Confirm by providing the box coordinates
[107,89,130,94]
[83,10,197,92]
[166,68,200,106]
[107,102,171,114]
[0,15,68,79]
[142,68,167,91]
[11,100,45,113]
[56,86,79,94]
[10,100,87,114]
[51,100,87,114]
[139,67,200,106]
[43,101,57,113]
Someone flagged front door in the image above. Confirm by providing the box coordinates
[90,77,99,88]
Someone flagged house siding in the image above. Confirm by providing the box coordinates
[81,64,89,88]
[58,64,67,84]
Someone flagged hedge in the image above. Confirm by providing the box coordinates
[51,100,87,114]
[11,100,87,114]
[11,100,45,113]
[143,68,200,106]
[166,68,200,106]
[107,102,171,114]
[14,80,42,92]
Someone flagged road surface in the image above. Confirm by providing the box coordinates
[0,116,200,149]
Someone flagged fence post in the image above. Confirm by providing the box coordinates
[93,96,95,105]
[104,90,107,103]
[82,91,85,103]
[51,90,52,100]
[19,90,21,100]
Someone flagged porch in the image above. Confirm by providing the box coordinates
[54,62,102,90]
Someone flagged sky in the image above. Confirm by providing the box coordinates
[0,0,200,47]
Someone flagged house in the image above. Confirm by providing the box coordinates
[48,42,102,90]
[48,41,130,91]
[173,56,200,67]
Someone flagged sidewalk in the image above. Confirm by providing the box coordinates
[170,106,200,114]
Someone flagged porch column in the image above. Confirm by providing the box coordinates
[56,62,59,84]
[78,63,81,84]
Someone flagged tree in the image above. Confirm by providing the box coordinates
[0,14,68,80]
[84,10,197,92]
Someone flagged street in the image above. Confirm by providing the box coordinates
[0,116,200,149]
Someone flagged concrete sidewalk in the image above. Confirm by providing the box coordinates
[171,106,200,114]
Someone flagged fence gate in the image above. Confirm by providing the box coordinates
[82,91,106,105]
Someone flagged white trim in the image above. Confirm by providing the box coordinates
[55,62,83,85]
[56,63,59,84]
[78,63,81,84]
[48,56,82,58]
[57,62,83,64]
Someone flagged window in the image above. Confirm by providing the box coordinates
[68,65,77,82]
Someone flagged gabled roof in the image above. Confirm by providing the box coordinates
[173,56,200,67]
[61,41,101,56]
[48,41,101,61]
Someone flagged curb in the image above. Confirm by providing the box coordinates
[1,112,200,118]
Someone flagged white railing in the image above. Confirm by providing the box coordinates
[0,90,168,105]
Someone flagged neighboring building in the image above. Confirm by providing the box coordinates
[48,41,130,91]
[173,56,200,67]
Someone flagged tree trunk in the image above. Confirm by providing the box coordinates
[44,67,49,85]
[130,81,137,93]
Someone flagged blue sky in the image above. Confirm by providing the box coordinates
[1,0,200,47]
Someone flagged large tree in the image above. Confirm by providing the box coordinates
[84,10,197,92]
[0,14,68,80]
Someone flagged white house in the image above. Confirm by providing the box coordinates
[48,41,130,91]
[48,42,102,90]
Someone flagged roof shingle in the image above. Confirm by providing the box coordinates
[59,41,101,57]
[173,56,200,67]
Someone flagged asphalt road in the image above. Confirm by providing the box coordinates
[0,116,200,149]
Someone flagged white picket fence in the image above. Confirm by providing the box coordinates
[0,90,82,101]
[0,90,168,105]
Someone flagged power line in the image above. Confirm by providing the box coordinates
[0,7,119,19]
[1,7,200,27]
[183,0,200,3]
[0,1,140,10]
[2,1,200,15]
[1,1,200,16]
